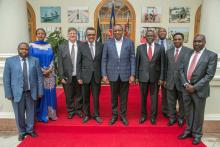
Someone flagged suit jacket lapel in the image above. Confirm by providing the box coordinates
[16,56,23,74]
[94,41,99,60]
[193,49,207,72]
[120,38,126,57]
[65,42,71,59]
[112,39,119,58]
[86,42,93,60]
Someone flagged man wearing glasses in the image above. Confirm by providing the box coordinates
[77,27,103,123]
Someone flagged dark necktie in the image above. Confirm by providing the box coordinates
[148,45,153,61]
[89,43,95,59]
[22,58,29,91]
[174,48,179,62]
[71,44,75,72]
[161,40,165,49]
[187,52,199,81]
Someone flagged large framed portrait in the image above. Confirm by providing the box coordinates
[169,7,190,23]
[68,7,89,23]
[141,7,161,23]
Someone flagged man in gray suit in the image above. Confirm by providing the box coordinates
[77,27,103,124]
[58,27,83,119]
[156,27,174,118]
[136,30,165,125]
[165,33,191,127]
[3,42,43,141]
[102,24,135,126]
[178,34,218,145]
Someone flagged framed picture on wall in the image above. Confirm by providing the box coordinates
[68,7,89,23]
[40,7,61,23]
[141,7,161,23]
[140,27,161,43]
[169,7,190,23]
[168,27,189,43]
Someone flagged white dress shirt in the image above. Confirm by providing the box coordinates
[115,37,123,57]
[147,42,155,56]
[69,41,78,76]
[88,41,96,56]
[174,46,182,56]
[187,48,205,82]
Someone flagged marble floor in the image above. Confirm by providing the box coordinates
[0,131,220,147]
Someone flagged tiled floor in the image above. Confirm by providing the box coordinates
[0,131,220,147]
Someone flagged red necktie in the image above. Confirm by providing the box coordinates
[174,48,179,62]
[148,45,152,61]
[187,52,199,81]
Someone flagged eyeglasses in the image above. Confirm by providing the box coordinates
[87,34,96,36]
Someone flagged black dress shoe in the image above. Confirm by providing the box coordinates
[93,116,102,124]
[178,133,192,140]
[27,132,38,137]
[162,113,169,118]
[68,112,75,119]
[178,119,184,127]
[192,137,201,145]
[109,117,117,125]
[18,134,26,141]
[120,117,128,126]
[167,120,176,126]
[139,116,147,124]
[82,116,90,123]
[76,111,84,118]
[150,118,156,125]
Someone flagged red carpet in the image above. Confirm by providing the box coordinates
[18,85,206,147]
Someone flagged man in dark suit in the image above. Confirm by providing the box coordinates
[136,30,165,125]
[3,42,43,141]
[178,34,218,145]
[58,27,83,119]
[156,27,174,118]
[77,27,103,124]
[165,33,192,127]
[101,24,135,126]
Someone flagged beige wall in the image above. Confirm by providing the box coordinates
[27,0,202,47]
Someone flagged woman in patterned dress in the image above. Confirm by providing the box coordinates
[29,28,57,122]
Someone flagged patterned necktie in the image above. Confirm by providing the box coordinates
[71,44,75,72]
[148,45,153,61]
[187,52,199,81]
[174,48,179,62]
[22,58,29,91]
[89,43,95,59]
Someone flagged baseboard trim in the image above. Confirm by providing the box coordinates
[204,114,220,120]
[0,112,15,119]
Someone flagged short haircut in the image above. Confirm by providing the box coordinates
[36,28,46,35]
[68,27,77,33]
[145,30,155,35]
[173,32,184,40]
[85,27,96,34]
[17,42,29,49]
[113,24,123,30]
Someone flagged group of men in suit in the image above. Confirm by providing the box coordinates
[3,24,217,144]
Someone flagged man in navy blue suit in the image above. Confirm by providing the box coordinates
[3,42,43,141]
[101,24,135,126]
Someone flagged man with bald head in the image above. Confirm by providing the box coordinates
[178,34,218,145]
[102,24,135,126]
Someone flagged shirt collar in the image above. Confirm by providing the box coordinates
[147,42,155,47]
[69,40,77,46]
[19,56,28,61]
[115,37,123,43]
[194,47,205,54]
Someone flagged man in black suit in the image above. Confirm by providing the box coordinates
[156,27,174,118]
[165,33,192,127]
[77,27,103,124]
[58,27,83,119]
[178,34,218,145]
[136,30,165,125]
